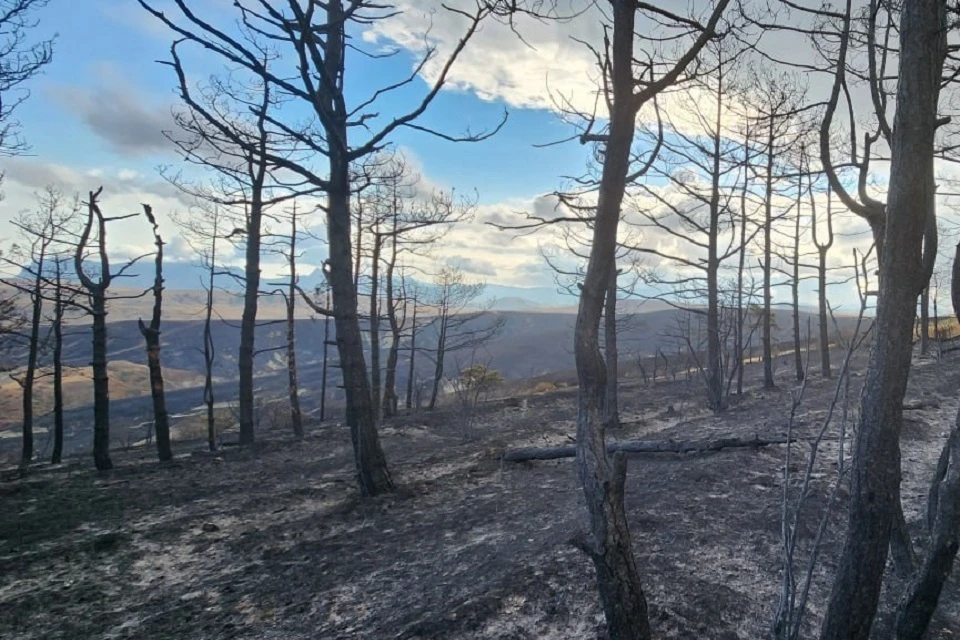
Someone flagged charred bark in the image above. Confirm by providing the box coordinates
[819,2,946,637]
[137,205,172,462]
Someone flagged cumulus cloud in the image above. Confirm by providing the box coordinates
[0,157,196,263]
[50,65,175,157]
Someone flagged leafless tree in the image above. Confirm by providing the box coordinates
[505,0,731,636]
[0,0,55,155]
[424,265,504,411]
[137,205,172,462]
[142,0,504,496]
[0,188,68,470]
[171,203,227,451]
[73,189,151,471]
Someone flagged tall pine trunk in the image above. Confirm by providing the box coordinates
[819,1,946,636]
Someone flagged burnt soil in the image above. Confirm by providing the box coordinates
[2,353,959,639]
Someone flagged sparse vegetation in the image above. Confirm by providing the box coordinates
[3,1,960,639]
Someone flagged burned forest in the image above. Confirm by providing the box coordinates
[4,0,960,638]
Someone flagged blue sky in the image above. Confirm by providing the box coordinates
[0,0,607,299]
[0,0,897,312]
[17,0,588,200]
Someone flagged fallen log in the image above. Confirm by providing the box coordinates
[503,434,796,463]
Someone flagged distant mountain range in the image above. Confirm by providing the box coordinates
[17,260,578,312]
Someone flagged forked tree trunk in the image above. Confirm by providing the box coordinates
[139,206,172,462]
[75,189,113,472]
[819,2,946,637]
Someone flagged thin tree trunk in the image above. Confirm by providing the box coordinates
[814,185,834,379]
[429,315,447,411]
[20,255,44,471]
[737,134,749,396]
[818,248,831,378]
[706,60,724,410]
[320,288,330,423]
[382,254,401,418]
[792,175,803,383]
[819,2,946,636]
[763,114,776,389]
[604,264,620,427]
[369,232,382,425]
[51,262,64,465]
[91,295,111,471]
[920,285,930,356]
[405,294,418,411]
[203,217,218,452]
[139,207,172,462]
[238,193,264,445]
[287,209,304,439]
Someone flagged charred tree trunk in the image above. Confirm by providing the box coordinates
[382,246,402,419]
[736,135,750,396]
[429,315,447,411]
[571,1,661,636]
[238,190,264,446]
[893,241,960,639]
[762,114,776,390]
[817,247,831,378]
[50,261,65,465]
[203,217,218,452]
[920,285,930,356]
[286,224,304,440]
[814,186,835,380]
[369,232,383,425]
[603,265,620,427]
[819,2,946,637]
[74,189,113,472]
[138,206,172,462]
[320,287,330,422]
[90,296,111,470]
[405,293,418,411]
[791,170,804,382]
[317,0,392,495]
[19,249,45,471]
